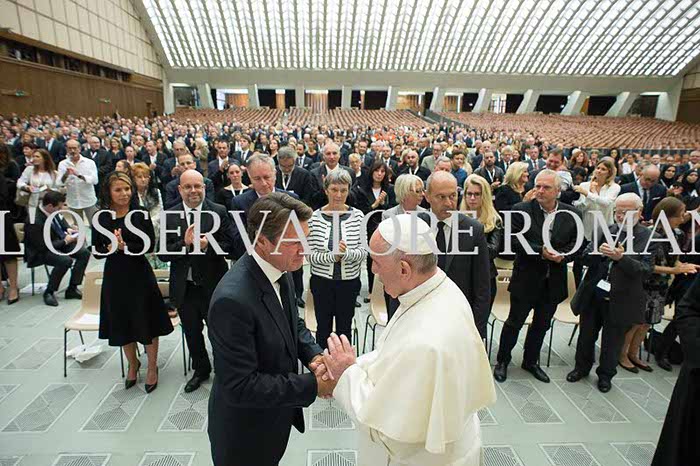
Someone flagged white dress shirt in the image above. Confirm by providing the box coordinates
[252,251,284,307]
[57,156,98,209]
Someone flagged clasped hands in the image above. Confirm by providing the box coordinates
[309,333,356,399]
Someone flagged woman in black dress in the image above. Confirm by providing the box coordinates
[93,171,173,392]
[0,143,22,304]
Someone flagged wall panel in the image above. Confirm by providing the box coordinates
[0,57,163,116]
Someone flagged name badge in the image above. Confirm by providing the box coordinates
[596,279,611,292]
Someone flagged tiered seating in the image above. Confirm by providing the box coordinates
[173,108,285,126]
[439,112,700,150]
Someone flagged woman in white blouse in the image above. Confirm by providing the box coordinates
[572,157,621,285]
[17,148,59,222]
[308,169,367,349]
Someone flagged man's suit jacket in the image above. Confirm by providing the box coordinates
[526,158,546,172]
[45,139,66,164]
[295,154,316,171]
[82,148,113,181]
[418,147,432,163]
[309,164,355,210]
[207,157,238,192]
[158,199,233,308]
[571,223,655,326]
[276,167,315,206]
[397,164,431,181]
[474,166,505,185]
[362,153,377,168]
[508,200,583,305]
[618,173,637,185]
[619,182,667,221]
[24,209,72,267]
[164,176,215,209]
[378,158,399,180]
[207,254,322,466]
[418,212,492,338]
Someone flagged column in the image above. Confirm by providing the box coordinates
[196,84,214,109]
[561,90,588,115]
[163,76,175,114]
[294,86,305,108]
[457,94,462,113]
[473,88,492,113]
[247,84,260,108]
[655,80,682,121]
[341,86,352,109]
[385,86,398,110]
[605,92,639,117]
[516,89,541,114]
[429,87,445,112]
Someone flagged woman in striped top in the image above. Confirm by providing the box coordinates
[308,169,367,349]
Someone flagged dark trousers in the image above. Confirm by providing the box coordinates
[655,320,678,359]
[43,247,90,293]
[574,299,627,380]
[180,282,211,376]
[497,291,557,366]
[489,276,497,311]
[366,256,375,295]
[310,275,360,350]
[292,267,304,300]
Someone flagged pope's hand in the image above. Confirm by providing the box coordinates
[323,333,356,381]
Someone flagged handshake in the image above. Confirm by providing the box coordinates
[308,333,356,399]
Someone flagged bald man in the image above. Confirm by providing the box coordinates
[159,169,234,393]
[82,136,113,190]
[619,164,667,222]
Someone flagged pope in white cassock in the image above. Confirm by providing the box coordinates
[320,213,497,466]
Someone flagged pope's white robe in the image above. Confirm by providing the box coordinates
[333,269,497,466]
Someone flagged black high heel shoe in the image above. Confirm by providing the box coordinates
[125,360,141,389]
[145,367,159,393]
[7,289,20,305]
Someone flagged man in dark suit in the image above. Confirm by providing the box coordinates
[142,140,168,171]
[165,153,215,208]
[45,131,66,165]
[233,135,253,166]
[567,193,656,393]
[378,144,400,181]
[309,143,355,210]
[397,149,431,181]
[474,151,505,190]
[619,164,666,223]
[159,169,233,393]
[208,192,330,466]
[82,136,113,189]
[207,139,236,192]
[524,145,545,173]
[24,191,90,306]
[619,160,647,185]
[495,146,515,173]
[417,137,433,163]
[294,143,315,171]
[422,171,491,339]
[494,169,583,384]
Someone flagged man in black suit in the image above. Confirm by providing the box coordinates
[417,137,433,163]
[294,143,315,171]
[397,149,430,181]
[160,140,191,188]
[208,192,330,466]
[159,169,233,393]
[474,151,505,190]
[619,160,647,185]
[82,136,113,189]
[619,164,666,223]
[24,191,89,307]
[358,140,375,168]
[378,144,400,181]
[309,143,355,210]
[422,171,491,339]
[165,153,215,208]
[233,134,253,167]
[494,169,583,384]
[495,146,515,173]
[207,139,236,192]
[524,145,545,173]
[142,140,168,172]
[45,130,66,165]
[567,193,656,393]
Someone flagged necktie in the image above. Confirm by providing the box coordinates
[188,208,196,227]
[436,221,447,270]
[643,189,649,206]
[53,217,66,240]
[283,173,290,189]
[276,273,293,326]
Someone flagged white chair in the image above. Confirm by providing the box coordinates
[547,268,579,366]
[303,288,359,357]
[487,269,534,359]
[363,277,388,353]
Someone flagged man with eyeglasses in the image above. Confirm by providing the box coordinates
[421,171,491,339]
[310,142,355,210]
[619,164,666,225]
[164,152,215,208]
[160,169,234,394]
[494,169,582,385]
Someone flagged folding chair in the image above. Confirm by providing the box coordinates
[487,270,534,360]
[548,268,579,367]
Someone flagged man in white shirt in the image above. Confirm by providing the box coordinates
[57,138,99,225]
[320,214,496,466]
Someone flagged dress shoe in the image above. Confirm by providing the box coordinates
[184,373,210,393]
[566,368,588,383]
[65,287,82,300]
[43,292,59,307]
[630,358,653,373]
[521,363,550,383]
[363,297,371,304]
[125,361,141,389]
[619,362,639,374]
[145,367,159,393]
[7,293,19,305]
[597,378,612,393]
[493,362,508,383]
[296,297,305,308]
[656,357,673,372]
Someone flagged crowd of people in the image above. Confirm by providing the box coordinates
[1,111,699,463]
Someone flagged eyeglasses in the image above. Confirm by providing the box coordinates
[465,192,482,198]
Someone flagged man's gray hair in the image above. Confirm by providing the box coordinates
[382,238,437,275]
[436,155,452,165]
[247,153,276,172]
[247,192,313,243]
[394,174,423,204]
[616,192,643,209]
[277,146,296,162]
[323,168,352,190]
[534,168,561,190]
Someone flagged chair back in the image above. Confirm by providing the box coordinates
[81,271,103,315]
[370,277,388,327]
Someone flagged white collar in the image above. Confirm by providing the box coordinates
[252,251,283,285]
[183,201,204,215]
[397,269,446,310]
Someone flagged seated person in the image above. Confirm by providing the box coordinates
[24,190,90,306]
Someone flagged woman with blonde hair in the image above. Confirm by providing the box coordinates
[494,161,534,215]
[461,174,503,311]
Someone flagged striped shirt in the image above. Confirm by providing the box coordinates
[308,207,368,281]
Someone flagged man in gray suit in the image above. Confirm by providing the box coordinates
[567,193,656,393]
